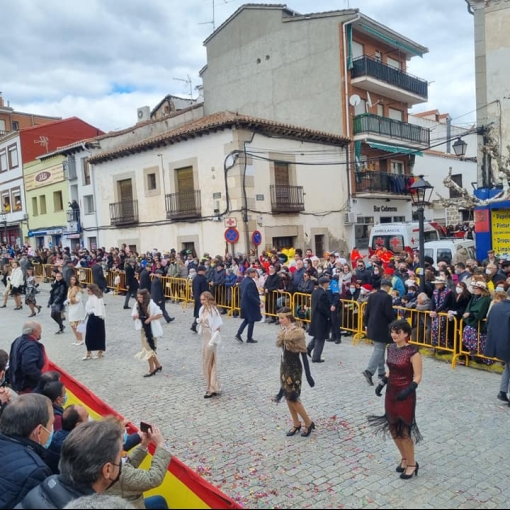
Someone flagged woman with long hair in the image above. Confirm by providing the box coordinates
[274,307,315,437]
[67,275,86,346]
[10,260,24,310]
[83,283,106,360]
[370,319,423,479]
[132,289,163,377]
[198,291,222,398]
[48,271,68,334]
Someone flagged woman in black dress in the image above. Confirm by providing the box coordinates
[274,307,315,437]
[370,319,423,479]
[83,283,106,360]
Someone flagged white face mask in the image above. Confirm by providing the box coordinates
[496,287,504,292]
[456,286,463,294]
[485,268,492,275]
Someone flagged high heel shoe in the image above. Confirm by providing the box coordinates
[396,459,407,473]
[286,424,301,436]
[37,305,42,314]
[400,462,419,479]
[203,392,217,398]
[143,370,157,378]
[301,421,316,437]
[155,366,163,373]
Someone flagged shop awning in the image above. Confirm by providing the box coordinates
[367,141,423,156]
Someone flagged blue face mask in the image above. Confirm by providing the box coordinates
[62,394,68,407]
[123,430,129,444]
[408,291,415,297]
[349,287,356,293]
[42,426,54,449]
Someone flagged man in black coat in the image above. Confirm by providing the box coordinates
[151,270,174,323]
[191,265,209,333]
[138,265,151,292]
[0,394,53,508]
[307,276,332,362]
[91,258,108,293]
[485,297,510,404]
[8,321,45,393]
[235,268,261,343]
[123,259,139,309]
[362,279,395,385]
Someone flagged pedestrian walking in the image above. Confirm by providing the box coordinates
[10,260,25,310]
[150,269,174,323]
[191,265,209,333]
[198,291,222,398]
[132,289,163,377]
[235,267,261,343]
[25,267,41,317]
[307,276,331,363]
[83,283,106,360]
[370,319,423,479]
[362,279,394,385]
[123,258,139,309]
[48,271,68,334]
[92,258,108,294]
[274,307,315,437]
[66,275,86,346]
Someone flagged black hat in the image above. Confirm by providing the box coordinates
[318,276,330,285]
[197,265,207,272]
[155,269,164,275]
[381,279,392,287]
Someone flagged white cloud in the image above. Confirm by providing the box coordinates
[1,0,476,131]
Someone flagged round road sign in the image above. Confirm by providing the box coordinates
[252,230,262,246]
[224,227,240,244]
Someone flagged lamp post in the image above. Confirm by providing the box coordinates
[410,175,434,292]
[452,137,468,157]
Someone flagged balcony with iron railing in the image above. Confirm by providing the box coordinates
[353,113,430,148]
[351,56,428,105]
[270,185,305,213]
[109,200,139,226]
[352,169,413,198]
[165,190,201,220]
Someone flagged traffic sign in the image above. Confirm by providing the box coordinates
[252,230,262,246]
[224,217,237,228]
[224,227,240,244]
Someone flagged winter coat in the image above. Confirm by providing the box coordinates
[0,433,51,509]
[485,299,510,362]
[91,263,107,291]
[106,446,171,509]
[48,280,68,308]
[192,274,209,318]
[308,287,330,340]
[7,334,46,392]
[138,268,151,291]
[364,290,394,343]
[464,294,491,332]
[240,276,261,322]
[124,263,139,292]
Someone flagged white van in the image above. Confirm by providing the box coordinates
[424,239,476,268]
[368,222,441,255]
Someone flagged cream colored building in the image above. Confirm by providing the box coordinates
[88,112,350,257]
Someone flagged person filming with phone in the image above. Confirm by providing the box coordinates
[107,421,171,509]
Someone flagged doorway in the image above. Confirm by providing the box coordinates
[176,167,195,213]
[118,179,134,219]
[314,235,325,258]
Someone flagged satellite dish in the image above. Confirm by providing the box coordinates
[349,94,361,107]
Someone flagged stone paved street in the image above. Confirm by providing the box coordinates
[1,284,509,509]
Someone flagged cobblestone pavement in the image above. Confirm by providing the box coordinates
[1,284,509,509]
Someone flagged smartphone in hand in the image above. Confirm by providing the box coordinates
[140,421,152,433]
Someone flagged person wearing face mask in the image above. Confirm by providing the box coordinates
[371,263,382,289]
[461,280,492,357]
[0,394,54,508]
[17,418,125,509]
[485,263,505,292]
[41,381,68,432]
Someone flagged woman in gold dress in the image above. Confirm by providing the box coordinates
[275,307,316,437]
[198,291,222,398]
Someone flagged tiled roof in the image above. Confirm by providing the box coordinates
[88,111,350,165]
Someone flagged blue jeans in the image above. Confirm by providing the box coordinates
[145,495,168,509]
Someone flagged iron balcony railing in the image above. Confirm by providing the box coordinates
[351,56,428,99]
[109,200,139,226]
[353,113,430,147]
[270,185,305,213]
[165,190,201,220]
[353,170,411,196]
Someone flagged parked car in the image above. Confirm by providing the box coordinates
[424,239,476,268]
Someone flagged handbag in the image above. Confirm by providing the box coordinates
[77,315,88,334]
[208,330,222,346]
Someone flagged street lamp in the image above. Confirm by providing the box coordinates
[410,175,434,292]
[452,137,467,157]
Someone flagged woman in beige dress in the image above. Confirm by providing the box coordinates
[66,275,86,346]
[198,291,222,398]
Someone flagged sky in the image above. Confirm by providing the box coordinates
[0,0,476,133]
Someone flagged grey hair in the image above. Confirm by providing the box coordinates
[22,320,40,336]
[60,418,123,486]
[0,393,51,437]
[64,494,135,509]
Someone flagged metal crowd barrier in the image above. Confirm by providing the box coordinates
[291,292,312,323]
[453,318,499,368]
[340,299,364,343]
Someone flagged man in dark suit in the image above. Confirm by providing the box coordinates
[307,276,332,363]
[91,258,108,293]
[191,265,209,333]
[123,258,139,309]
[138,264,151,292]
[362,279,395,385]
[151,270,174,323]
[235,268,261,343]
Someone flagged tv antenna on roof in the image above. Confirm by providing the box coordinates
[199,0,216,31]
[172,74,193,101]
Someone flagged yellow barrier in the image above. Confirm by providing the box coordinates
[291,292,312,323]
[340,299,364,343]
[453,318,500,368]
[211,284,232,314]
[106,270,127,292]
[163,276,189,304]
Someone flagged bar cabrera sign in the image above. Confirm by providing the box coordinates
[26,165,64,191]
